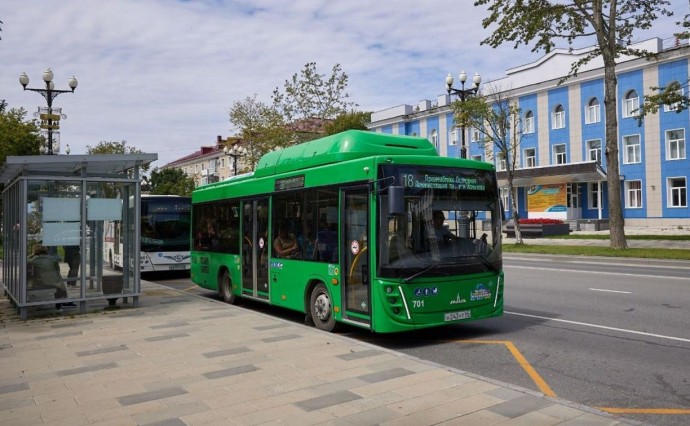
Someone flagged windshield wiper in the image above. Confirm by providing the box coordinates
[403,264,438,283]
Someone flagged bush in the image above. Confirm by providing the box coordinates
[518,218,564,225]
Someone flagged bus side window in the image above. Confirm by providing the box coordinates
[316,229,337,262]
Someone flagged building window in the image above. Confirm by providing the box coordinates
[523,148,536,168]
[496,152,507,171]
[623,90,639,118]
[623,134,641,164]
[500,188,509,211]
[471,128,481,142]
[524,110,535,134]
[471,154,482,162]
[450,129,459,146]
[625,180,642,208]
[587,139,602,163]
[668,177,687,207]
[430,129,438,149]
[666,129,686,160]
[553,144,567,164]
[585,98,600,124]
[552,104,565,129]
[663,82,684,112]
[589,183,600,209]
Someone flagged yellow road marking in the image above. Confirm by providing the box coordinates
[459,339,556,397]
[599,408,690,415]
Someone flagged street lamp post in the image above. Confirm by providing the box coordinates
[224,144,247,176]
[446,70,481,159]
[19,68,78,155]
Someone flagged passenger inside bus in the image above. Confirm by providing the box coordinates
[273,223,299,258]
[431,210,458,244]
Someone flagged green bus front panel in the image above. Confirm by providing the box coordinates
[368,272,504,333]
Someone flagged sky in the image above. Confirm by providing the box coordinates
[1,1,686,169]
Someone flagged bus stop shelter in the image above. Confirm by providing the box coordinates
[1,154,157,320]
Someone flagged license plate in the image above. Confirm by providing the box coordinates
[444,310,471,321]
[169,265,187,270]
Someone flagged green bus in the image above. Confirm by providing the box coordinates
[191,130,503,333]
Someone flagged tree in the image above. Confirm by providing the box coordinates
[474,0,674,249]
[147,167,195,196]
[228,95,292,170]
[86,140,150,172]
[637,10,690,120]
[452,85,526,244]
[325,111,372,135]
[0,106,42,166]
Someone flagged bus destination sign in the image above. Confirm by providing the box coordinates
[401,173,486,191]
[275,175,305,191]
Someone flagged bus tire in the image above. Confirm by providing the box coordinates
[309,283,336,332]
[219,270,237,305]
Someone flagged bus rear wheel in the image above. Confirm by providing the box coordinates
[219,270,237,304]
[310,283,336,332]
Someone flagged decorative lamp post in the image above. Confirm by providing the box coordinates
[19,68,78,155]
[224,144,247,176]
[445,70,481,159]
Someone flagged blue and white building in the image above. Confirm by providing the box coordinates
[368,38,689,229]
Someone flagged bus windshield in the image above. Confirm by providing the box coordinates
[377,164,502,280]
[141,198,191,252]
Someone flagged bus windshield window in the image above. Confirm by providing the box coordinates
[377,165,502,279]
[141,198,191,252]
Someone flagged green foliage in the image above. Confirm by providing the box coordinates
[85,140,150,174]
[325,111,372,135]
[474,0,673,79]
[0,106,42,166]
[272,62,357,123]
[637,12,690,121]
[148,167,195,196]
[228,95,292,169]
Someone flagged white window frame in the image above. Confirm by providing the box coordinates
[587,139,602,163]
[622,134,641,164]
[471,154,483,162]
[500,188,509,212]
[471,128,481,142]
[523,148,536,168]
[430,129,438,149]
[668,177,688,208]
[585,98,601,124]
[496,153,507,171]
[450,129,459,146]
[553,143,567,165]
[625,180,642,208]
[663,84,684,112]
[524,111,535,134]
[623,90,639,118]
[666,128,686,160]
[552,105,565,129]
[588,182,600,209]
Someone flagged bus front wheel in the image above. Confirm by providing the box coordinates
[219,270,237,305]
[310,283,336,332]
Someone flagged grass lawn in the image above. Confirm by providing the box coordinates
[503,243,690,260]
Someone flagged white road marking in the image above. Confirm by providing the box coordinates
[506,264,690,281]
[505,311,690,343]
[589,288,632,294]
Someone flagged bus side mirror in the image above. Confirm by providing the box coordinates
[388,186,404,215]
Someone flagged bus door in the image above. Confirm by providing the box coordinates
[241,198,270,301]
[341,187,371,326]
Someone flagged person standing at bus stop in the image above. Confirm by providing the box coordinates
[29,245,75,311]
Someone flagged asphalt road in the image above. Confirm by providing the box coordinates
[148,255,690,426]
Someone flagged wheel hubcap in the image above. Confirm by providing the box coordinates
[314,293,330,321]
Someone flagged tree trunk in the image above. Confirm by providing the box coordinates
[602,55,628,249]
[509,182,523,244]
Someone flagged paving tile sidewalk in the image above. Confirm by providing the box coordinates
[0,281,635,425]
